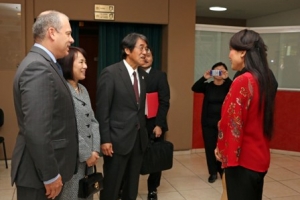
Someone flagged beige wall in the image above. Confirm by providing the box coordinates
[34,0,168,24]
[247,8,300,27]
[196,16,246,27]
[0,71,18,160]
[165,0,195,150]
[0,0,25,160]
[0,0,196,159]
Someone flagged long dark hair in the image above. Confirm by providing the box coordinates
[229,29,276,140]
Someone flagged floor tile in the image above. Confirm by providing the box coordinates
[263,181,299,198]
[267,167,300,181]
[165,176,211,191]
[180,188,221,200]
[280,179,300,193]
[270,195,300,200]
[271,155,300,168]
[0,188,15,200]
[1,152,300,200]
[142,191,185,200]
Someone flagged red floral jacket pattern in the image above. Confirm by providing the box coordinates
[217,72,270,172]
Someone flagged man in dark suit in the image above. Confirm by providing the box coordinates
[96,33,149,200]
[140,49,170,200]
[11,10,78,200]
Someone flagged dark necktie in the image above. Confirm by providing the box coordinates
[133,71,139,103]
[56,62,63,75]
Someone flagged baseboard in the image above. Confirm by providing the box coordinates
[173,148,205,155]
[173,148,300,157]
[270,149,300,156]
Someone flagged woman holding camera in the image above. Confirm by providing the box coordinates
[191,62,232,183]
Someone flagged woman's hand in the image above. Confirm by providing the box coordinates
[204,70,212,79]
[215,147,222,162]
[86,151,100,167]
[221,70,229,79]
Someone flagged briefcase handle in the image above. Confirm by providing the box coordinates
[84,164,97,178]
[149,133,156,142]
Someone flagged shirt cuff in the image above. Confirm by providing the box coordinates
[43,174,60,185]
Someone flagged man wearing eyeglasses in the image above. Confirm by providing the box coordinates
[96,33,149,200]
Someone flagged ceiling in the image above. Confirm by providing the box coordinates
[196,0,300,20]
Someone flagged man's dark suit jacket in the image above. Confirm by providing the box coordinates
[97,61,148,155]
[145,68,170,134]
[11,46,78,188]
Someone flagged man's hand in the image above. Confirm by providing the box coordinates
[101,143,113,157]
[44,175,63,199]
[153,126,162,137]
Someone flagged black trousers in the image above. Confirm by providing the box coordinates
[147,171,162,192]
[17,185,62,200]
[100,132,143,200]
[202,126,222,176]
[225,166,267,200]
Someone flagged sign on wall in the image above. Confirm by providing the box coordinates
[94,4,114,20]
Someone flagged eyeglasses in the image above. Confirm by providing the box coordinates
[135,46,149,52]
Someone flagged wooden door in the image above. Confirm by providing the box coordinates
[79,34,98,111]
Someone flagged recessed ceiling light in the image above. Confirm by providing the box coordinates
[209,6,227,11]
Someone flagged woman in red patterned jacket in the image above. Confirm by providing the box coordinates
[215,29,277,200]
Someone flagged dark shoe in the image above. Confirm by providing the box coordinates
[117,190,122,199]
[208,174,217,183]
[148,191,158,200]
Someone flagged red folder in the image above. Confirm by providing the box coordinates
[146,92,159,118]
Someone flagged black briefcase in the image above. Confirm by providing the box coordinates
[140,140,174,175]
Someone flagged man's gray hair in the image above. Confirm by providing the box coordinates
[32,10,67,41]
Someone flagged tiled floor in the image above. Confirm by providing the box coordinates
[1,150,300,200]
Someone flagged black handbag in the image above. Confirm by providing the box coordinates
[78,165,103,198]
[140,138,174,175]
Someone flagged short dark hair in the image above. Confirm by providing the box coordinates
[147,46,153,56]
[211,62,227,70]
[120,33,148,59]
[57,46,87,80]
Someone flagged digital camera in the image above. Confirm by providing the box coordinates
[210,70,222,76]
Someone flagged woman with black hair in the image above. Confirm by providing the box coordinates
[215,29,278,200]
[192,62,232,183]
[58,47,101,200]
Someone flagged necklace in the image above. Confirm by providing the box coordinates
[74,86,79,93]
